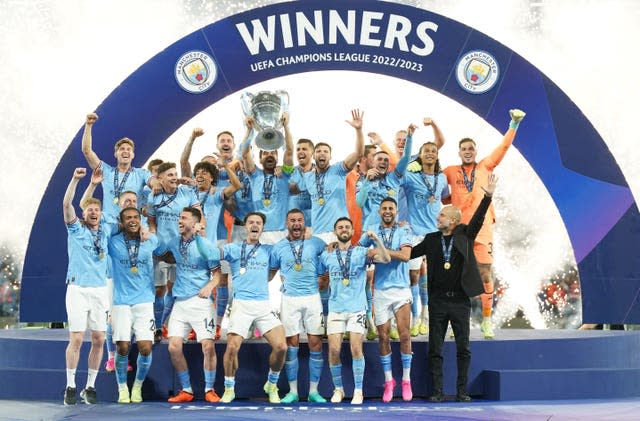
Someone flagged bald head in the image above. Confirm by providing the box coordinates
[437,205,461,233]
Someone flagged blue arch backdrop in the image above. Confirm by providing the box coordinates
[21,0,640,323]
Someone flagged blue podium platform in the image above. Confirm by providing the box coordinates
[1,328,639,403]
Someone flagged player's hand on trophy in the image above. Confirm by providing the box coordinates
[509,109,526,124]
[85,113,98,125]
[90,165,103,185]
[367,132,383,146]
[480,174,498,197]
[73,168,87,179]
[346,108,364,130]
[407,160,422,173]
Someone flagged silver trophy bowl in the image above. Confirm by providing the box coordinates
[240,90,289,151]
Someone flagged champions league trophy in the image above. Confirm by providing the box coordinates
[240,90,290,151]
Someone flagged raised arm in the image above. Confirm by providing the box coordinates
[395,123,416,175]
[63,168,87,224]
[423,117,445,149]
[81,113,101,170]
[80,165,103,207]
[281,112,294,168]
[343,109,365,171]
[241,117,256,174]
[180,128,204,178]
[484,109,526,170]
[367,230,391,264]
[369,132,399,167]
[222,160,242,199]
[468,174,497,238]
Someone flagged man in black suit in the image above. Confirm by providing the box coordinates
[410,174,497,402]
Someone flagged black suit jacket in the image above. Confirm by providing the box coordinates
[410,195,492,298]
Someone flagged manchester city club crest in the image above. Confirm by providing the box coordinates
[175,50,217,94]
[455,50,499,94]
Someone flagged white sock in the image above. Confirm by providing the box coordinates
[66,369,76,388]
[86,368,98,388]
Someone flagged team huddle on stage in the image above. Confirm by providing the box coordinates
[62,106,525,406]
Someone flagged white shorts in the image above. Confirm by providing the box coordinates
[154,260,176,287]
[260,230,287,245]
[366,264,375,273]
[106,277,114,313]
[217,240,231,275]
[66,284,109,332]
[409,235,425,270]
[227,299,282,339]
[326,311,367,335]
[315,231,338,244]
[167,295,215,342]
[280,293,324,337]
[373,287,413,326]
[111,302,155,342]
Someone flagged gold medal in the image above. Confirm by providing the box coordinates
[342,278,349,286]
[113,197,119,204]
[428,196,435,203]
[130,266,139,274]
[239,267,246,275]
[263,199,271,207]
[444,262,451,270]
[99,252,105,260]
[387,189,395,196]
[294,263,302,271]
[318,198,325,206]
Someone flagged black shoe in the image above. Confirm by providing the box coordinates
[63,387,76,406]
[154,329,163,344]
[80,387,97,404]
[456,393,472,402]
[428,393,444,402]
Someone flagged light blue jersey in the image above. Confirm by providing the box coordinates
[195,188,225,244]
[108,233,159,305]
[147,185,199,245]
[359,171,404,229]
[401,172,449,237]
[65,219,110,287]
[270,236,326,297]
[298,163,349,234]
[248,168,291,232]
[360,223,412,290]
[318,246,370,313]
[222,241,273,301]
[157,235,220,300]
[288,166,313,226]
[100,161,150,220]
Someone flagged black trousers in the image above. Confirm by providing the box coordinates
[428,295,471,395]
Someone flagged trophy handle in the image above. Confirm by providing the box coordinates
[240,92,254,117]
[276,90,290,114]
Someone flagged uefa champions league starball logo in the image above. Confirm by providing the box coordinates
[175,50,217,94]
[455,50,499,94]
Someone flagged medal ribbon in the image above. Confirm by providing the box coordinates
[440,235,454,266]
[421,172,438,199]
[263,174,274,201]
[124,236,140,269]
[179,236,194,261]
[155,190,178,210]
[461,164,477,193]
[91,227,104,258]
[240,241,261,270]
[196,188,209,214]
[378,224,397,249]
[113,167,132,203]
[335,246,353,282]
[288,239,304,267]
[315,169,327,202]
[239,169,250,199]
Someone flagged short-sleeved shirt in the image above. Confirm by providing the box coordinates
[360,223,412,290]
[147,185,199,245]
[288,166,313,226]
[108,233,159,305]
[222,241,273,301]
[195,188,225,244]
[100,161,150,219]
[359,171,403,228]
[270,236,326,297]
[298,163,349,234]
[401,172,449,237]
[318,246,370,313]
[65,219,110,287]
[248,168,291,232]
[156,236,220,300]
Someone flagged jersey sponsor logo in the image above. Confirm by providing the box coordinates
[175,50,217,94]
[455,50,499,94]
